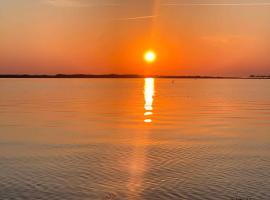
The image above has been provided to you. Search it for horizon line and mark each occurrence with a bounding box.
[0,74,270,79]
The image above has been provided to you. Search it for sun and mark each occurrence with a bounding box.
[144,50,156,63]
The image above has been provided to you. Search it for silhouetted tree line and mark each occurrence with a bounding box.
[250,75,270,78]
[0,74,239,79]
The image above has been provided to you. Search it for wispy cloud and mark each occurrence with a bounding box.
[43,0,156,21]
[114,15,158,21]
[42,1,270,8]
[162,3,270,7]
[43,0,119,8]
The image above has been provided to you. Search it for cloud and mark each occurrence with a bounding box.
[42,1,270,8]
[162,2,270,7]
[43,0,119,8]
[114,15,158,21]
[43,0,156,21]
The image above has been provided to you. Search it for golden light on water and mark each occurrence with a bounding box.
[144,50,156,63]
[127,78,156,197]
[144,78,155,123]
[144,119,152,123]
[144,111,153,116]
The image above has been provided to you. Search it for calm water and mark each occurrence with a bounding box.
[0,78,270,200]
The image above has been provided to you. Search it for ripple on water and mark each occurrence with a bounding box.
[1,79,270,200]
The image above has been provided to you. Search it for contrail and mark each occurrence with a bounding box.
[44,0,119,7]
[114,15,158,21]
[162,3,270,7]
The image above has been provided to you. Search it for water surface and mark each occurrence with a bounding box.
[0,78,270,200]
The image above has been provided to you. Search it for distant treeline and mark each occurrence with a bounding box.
[250,75,270,78]
[1,74,270,79]
[0,74,240,79]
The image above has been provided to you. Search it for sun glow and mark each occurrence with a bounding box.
[144,50,156,63]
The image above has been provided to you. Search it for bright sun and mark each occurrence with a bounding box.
[144,50,156,63]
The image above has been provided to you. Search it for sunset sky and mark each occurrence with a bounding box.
[1,0,270,76]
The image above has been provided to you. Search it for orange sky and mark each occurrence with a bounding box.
[1,0,270,76]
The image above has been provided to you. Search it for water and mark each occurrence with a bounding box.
[0,78,270,200]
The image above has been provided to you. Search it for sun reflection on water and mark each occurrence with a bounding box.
[127,78,156,198]
[144,78,155,123]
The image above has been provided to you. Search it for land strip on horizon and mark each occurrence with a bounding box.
[0,74,269,79]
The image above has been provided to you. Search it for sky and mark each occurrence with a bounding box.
[1,0,270,76]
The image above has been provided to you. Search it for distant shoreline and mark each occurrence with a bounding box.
[0,74,269,79]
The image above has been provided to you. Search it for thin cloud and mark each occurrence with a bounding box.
[43,0,156,21]
[43,0,119,7]
[162,3,270,7]
[114,15,158,21]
